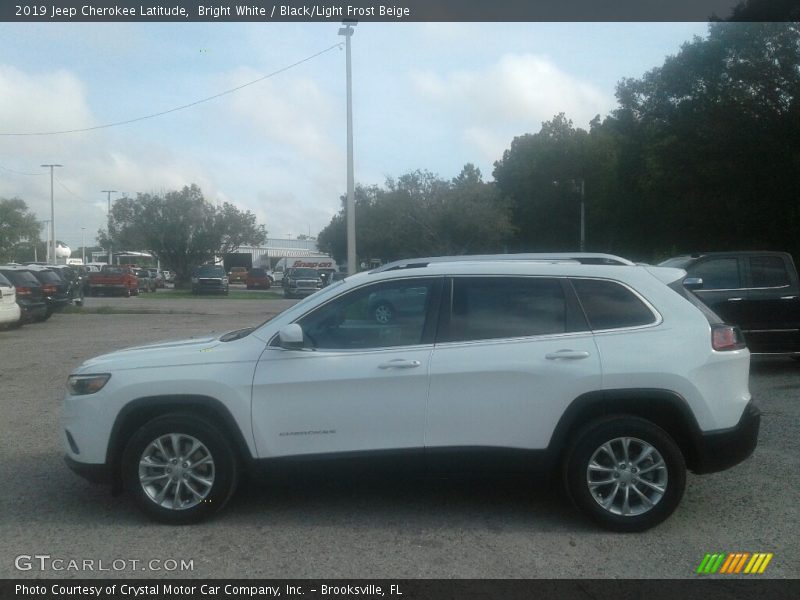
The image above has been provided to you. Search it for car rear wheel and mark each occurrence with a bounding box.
[373,302,394,324]
[121,414,240,524]
[563,416,685,532]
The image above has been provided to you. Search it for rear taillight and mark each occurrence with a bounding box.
[712,324,747,351]
[16,286,32,296]
[42,284,58,294]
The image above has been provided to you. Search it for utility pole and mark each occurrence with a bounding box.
[102,190,117,264]
[81,227,86,264]
[338,20,357,275]
[579,178,586,252]
[41,164,62,264]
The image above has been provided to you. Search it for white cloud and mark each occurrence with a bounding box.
[411,53,614,164]
[224,68,342,174]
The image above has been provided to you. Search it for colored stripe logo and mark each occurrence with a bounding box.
[697,552,773,574]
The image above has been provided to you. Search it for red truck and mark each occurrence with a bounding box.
[88,265,139,297]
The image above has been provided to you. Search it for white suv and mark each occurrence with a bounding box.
[62,254,759,531]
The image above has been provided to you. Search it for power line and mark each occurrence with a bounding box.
[0,163,47,176]
[54,176,85,201]
[0,43,343,137]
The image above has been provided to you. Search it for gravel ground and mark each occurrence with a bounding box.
[0,293,798,579]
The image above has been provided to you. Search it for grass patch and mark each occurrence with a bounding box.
[140,289,284,300]
[62,305,199,315]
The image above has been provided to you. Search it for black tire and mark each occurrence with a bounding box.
[563,416,686,532]
[40,308,54,321]
[372,302,394,324]
[121,413,240,524]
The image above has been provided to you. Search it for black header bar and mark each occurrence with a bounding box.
[0,0,790,23]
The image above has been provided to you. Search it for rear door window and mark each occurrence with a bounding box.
[749,256,790,288]
[443,277,567,342]
[572,278,657,330]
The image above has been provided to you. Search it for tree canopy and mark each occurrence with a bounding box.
[488,22,800,261]
[98,185,266,283]
[317,166,513,264]
[0,198,40,263]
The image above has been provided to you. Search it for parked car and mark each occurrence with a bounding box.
[245,267,272,290]
[88,266,139,297]
[0,266,49,322]
[26,265,72,316]
[147,269,165,289]
[48,265,85,306]
[162,270,176,284]
[63,253,758,530]
[659,251,800,356]
[191,265,229,295]
[134,269,156,293]
[0,271,22,329]
[228,267,249,284]
[283,267,323,299]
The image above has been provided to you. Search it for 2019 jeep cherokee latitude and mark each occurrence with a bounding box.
[62,254,758,531]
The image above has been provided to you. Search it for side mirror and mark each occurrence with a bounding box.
[683,277,704,290]
[278,323,305,350]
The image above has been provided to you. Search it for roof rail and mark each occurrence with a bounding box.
[372,253,635,273]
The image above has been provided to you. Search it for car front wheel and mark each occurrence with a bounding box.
[563,416,686,532]
[121,414,240,524]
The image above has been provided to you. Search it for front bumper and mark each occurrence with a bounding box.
[691,401,760,474]
[64,454,111,484]
[18,299,47,321]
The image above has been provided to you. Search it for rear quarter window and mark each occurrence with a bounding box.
[571,278,657,330]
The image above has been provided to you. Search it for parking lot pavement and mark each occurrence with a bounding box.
[0,300,798,579]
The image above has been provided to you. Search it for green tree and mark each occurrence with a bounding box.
[98,185,266,285]
[0,198,41,262]
[493,114,593,252]
[607,22,800,258]
[317,167,512,265]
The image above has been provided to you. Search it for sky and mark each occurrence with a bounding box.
[0,21,709,251]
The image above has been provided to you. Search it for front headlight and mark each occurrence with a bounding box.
[67,374,111,395]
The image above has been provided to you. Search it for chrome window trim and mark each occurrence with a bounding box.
[695,284,790,293]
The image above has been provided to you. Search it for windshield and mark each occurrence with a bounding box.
[658,257,692,268]
[4,270,40,287]
[291,268,319,278]
[196,266,224,276]
[34,270,61,283]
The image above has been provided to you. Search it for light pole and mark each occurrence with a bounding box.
[579,178,586,252]
[41,164,62,264]
[338,20,357,275]
[81,227,86,264]
[102,190,117,264]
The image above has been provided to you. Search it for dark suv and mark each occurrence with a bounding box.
[191,265,229,295]
[0,266,49,322]
[659,251,800,355]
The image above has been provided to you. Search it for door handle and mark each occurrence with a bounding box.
[726,297,743,302]
[378,359,421,370]
[781,296,798,300]
[545,350,591,360]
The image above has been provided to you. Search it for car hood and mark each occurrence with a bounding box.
[75,332,263,372]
